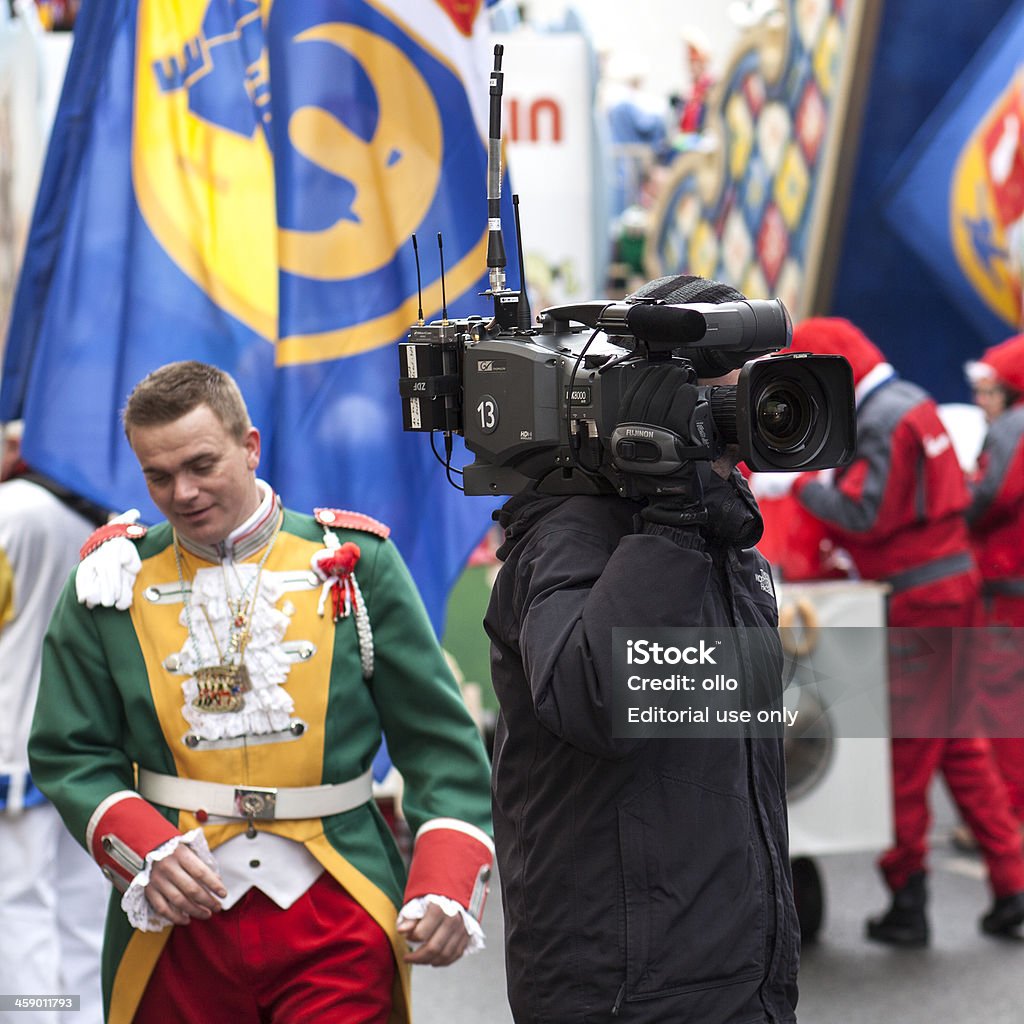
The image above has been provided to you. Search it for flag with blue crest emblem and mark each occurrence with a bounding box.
[1,0,511,631]
[883,1,1024,343]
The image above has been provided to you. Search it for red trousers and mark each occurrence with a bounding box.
[990,738,1024,824]
[134,874,396,1023]
[880,737,1024,897]
[976,644,1024,823]
[881,586,1024,896]
[973,597,1024,823]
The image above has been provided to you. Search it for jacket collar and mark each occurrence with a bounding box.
[855,362,896,408]
[494,489,573,561]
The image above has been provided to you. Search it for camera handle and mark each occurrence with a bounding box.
[610,423,708,480]
[610,394,718,485]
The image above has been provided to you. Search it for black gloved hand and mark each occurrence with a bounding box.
[701,468,764,548]
[614,363,710,527]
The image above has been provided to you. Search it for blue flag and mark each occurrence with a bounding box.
[1,0,512,630]
[883,0,1024,343]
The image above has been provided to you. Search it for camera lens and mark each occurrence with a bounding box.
[755,381,814,450]
[736,353,856,472]
[760,394,796,436]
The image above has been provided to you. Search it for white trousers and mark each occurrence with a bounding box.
[0,803,107,1023]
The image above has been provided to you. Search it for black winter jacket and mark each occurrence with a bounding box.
[485,491,799,1024]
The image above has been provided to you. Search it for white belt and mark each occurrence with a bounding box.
[137,767,374,820]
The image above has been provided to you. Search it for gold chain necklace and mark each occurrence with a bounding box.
[174,518,281,714]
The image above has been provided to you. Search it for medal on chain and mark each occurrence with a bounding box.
[174,524,280,714]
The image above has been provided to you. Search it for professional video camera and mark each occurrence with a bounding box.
[397,47,856,498]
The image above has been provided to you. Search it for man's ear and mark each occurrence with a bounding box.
[245,427,261,471]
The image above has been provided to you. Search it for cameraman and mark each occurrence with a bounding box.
[485,276,799,1024]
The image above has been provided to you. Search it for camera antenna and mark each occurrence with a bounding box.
[487,44,507,297]
[411,234,424,324]
[437,231,448,323]
[432,230,456,469]
[512,193,533,330]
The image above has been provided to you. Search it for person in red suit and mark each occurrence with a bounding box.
[676,28,716,136]
[964,334,1024,827]
[788,317,1024,945]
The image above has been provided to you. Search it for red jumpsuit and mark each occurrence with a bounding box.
[967,397,1024,822]
[790,319,1024,899]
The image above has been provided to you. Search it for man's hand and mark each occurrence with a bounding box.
[710,443,741,481]
[702,455,764,547]
[398,903,471,966]
[615,364,713,526]
[144,844,227,926]
[615,363,704,497]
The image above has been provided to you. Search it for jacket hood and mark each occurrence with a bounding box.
[790,317,885,386]
[974,333,1024,396]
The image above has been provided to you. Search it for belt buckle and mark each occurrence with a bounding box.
[234,786,277,820]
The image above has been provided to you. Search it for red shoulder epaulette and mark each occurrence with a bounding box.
[79,522,148,561]
[314,508,391,540]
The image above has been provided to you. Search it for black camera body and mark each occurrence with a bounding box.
[398,296,856,497]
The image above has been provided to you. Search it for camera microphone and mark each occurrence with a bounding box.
[625,303,708,347]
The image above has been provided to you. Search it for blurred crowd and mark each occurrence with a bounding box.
[599,26,719,295]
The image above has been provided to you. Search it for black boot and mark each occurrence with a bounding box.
[866,872,929,947]
[980,891,1024,938]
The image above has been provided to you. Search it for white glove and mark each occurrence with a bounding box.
[75,509,144,611]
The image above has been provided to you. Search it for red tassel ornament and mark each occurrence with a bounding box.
[312,541,362,623]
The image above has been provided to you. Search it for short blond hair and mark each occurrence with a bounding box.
[122,361,251,442]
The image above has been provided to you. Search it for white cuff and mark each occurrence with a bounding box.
[120,828,218,932]
[398,894,485,954]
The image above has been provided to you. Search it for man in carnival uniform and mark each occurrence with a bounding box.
[789,319,1024,945]
[964,334,1024,827]
[29,362,494,1024]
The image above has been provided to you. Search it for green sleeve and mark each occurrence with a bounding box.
[360,538,493,839]
[29,574,136,845]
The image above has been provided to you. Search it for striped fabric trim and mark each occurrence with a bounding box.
[85,790,146,854]
[414,817,495,855]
